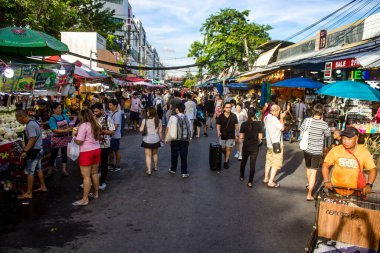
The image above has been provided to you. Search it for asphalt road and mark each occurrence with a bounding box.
[0,129,317,253]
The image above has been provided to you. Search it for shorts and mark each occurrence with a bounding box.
[303,151,322,169]
[219,138,235,148]
[79,149,101,166]
[111,138,120,151]
[265,148,283,170]
[24,149,43,175]
[195,119,206,127]
[130,111,139,123]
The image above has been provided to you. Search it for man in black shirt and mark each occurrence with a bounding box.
[216,102,239,169]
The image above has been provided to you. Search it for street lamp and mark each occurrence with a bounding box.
[90,50,97,69]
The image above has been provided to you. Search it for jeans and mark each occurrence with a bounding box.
[240,149,259,183]
[170,141,189,174]
[100,148,110,184]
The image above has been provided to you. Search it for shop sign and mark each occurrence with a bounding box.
[332,58,361,69]
[350,70,370,80]
[324,62,332,79]
[319,30,327,50]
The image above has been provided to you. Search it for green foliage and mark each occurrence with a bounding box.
[106,35,122,52]
[0,0,118,38]
[183,71,196,88]
[188,8,272,76]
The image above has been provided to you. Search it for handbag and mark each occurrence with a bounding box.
[299,118,312,150]
[345,148,366,189]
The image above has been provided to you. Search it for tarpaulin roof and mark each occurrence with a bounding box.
[125,77,149,82]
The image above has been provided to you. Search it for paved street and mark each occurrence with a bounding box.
[0,130,316,252]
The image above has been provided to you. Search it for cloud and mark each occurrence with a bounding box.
[127,0,376,76]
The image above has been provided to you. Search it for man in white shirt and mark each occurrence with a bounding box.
[263,104,286,188]
[184,93,197,138]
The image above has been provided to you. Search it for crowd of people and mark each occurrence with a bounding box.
[15,88,377,204]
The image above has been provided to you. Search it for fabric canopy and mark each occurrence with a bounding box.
[316,80,380,101]
[225,83,249,89]
[125,77,148,82]
[271,77,323,89]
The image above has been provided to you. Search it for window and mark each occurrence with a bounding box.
[104,0,123,5]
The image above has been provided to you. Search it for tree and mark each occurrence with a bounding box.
[188,8,272,77]
[0,0,119,38]
[184,79,196,88]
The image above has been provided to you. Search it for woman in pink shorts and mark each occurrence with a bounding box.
[73,109,101,206]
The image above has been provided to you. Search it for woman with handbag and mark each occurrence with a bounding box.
[139,107,163,176]
[299,103,330,201]
[47,102,72,177]
[72,109,102,206]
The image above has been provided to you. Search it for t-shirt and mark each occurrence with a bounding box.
[324,145,376,191]
[48,114,71,130]
[205,99,215,113]
[196,104,206,121]
[299,118,331,155]
[96,115,115,149]
[240,121,263,151]
[216,113,238,140]
[111,111,122,139]
[264,113,283,148]
[76,122,100,152]
[184,100,197,120]
[130,98,141,113]
[26,120,42,149]
[294,102,307,120]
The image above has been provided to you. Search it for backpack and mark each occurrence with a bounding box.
[175,115,190,141]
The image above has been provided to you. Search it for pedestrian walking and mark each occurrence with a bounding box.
[234,104,248,160]
[108,99,122,172]
[91,103,115,191]
[205,95,215,129]
[299,103,330,200]
[72,109,101,206]
[130,92,143,131]
[184,93,197,138]
[140,107,163,175]
[165,103,191,178]
[216,102,239,169]
[195,98,208,137]
[16,111,47,199]
[239,108,263,188]
[47,102,72,177]
[263,104,286,188]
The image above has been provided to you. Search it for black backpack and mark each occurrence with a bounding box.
[175,115,190,141]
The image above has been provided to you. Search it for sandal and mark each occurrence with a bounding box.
[88,193,99,199]
[247,182,253,188]
[146,171,151,176]
[240,177,244,182]
[153,167,158,172]
[267,183,280,188]
[18,194,32,200]
[306,197,314,201]
[33,188,48,193]
[262,180,269,184]
[72,200,88,206]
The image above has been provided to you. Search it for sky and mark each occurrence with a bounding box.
[128,0,378,76]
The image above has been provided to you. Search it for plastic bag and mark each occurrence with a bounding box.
[68,139,80,161]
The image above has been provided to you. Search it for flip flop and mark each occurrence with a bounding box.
[88,193,99,199]
[262,180,269,184]
[306,197,314,201]
[267,183,280,188]
[18,194,32,200]
[72,200,88,206]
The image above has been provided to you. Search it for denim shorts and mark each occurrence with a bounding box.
[219,138,235,148]
[24,149,43,175]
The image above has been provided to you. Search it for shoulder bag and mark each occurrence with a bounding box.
[265,116,281,153]
[299,118,312,151]
[345,148,366,189]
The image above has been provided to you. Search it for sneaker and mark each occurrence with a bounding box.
[181,174,190,179]
[110,166,121,172]
[238,155,242,160]
[99,183,107,191]
[234,153,239,158]
[168,169,176,174]
[224,162,229,169]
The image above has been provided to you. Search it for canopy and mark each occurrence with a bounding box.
[74,61,108,79]
[0,27,69,56]
[125,77,149,82]
[316,80,380,101]
[225,83,249,89]
[271,77,323,89]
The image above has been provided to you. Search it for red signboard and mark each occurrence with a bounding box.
[324,62,332,79]
[332,58,361,69]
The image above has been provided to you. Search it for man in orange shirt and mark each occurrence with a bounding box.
[322,127,377,195]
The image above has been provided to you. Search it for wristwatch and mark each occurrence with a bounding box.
[366,182,373,188]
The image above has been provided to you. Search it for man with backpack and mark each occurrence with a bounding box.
[153,92,165,121]
[184,93,197,138]
[165,103,191,178]
[91,103,115,191]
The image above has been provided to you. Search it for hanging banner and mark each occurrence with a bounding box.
[34,69,57,90]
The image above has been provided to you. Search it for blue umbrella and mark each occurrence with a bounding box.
[271,77,323,89]
[316,80,380,101]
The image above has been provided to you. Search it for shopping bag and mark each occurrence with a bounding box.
[68,139,80,161]
[165,116,177,142]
